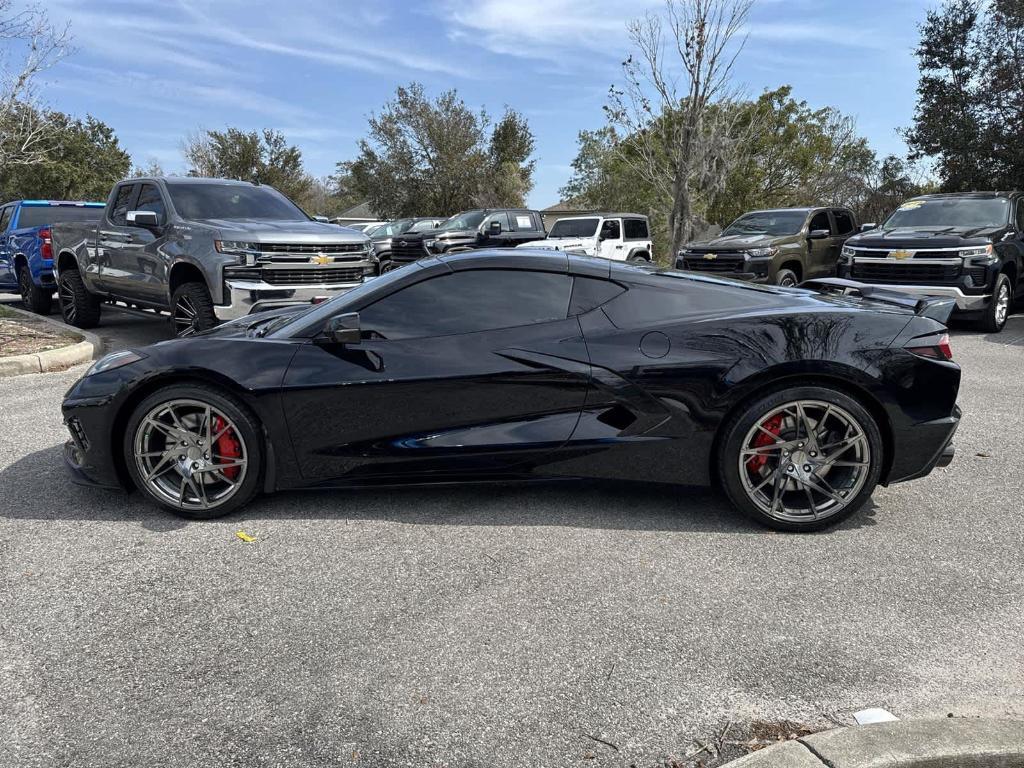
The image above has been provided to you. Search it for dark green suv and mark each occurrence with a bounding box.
[676,206,858,286]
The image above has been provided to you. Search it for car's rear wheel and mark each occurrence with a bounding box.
[18,264,53,315]
[775,268,799,287]
[124,384,263,519]
[57,268,101,328]
[718,387,883,532]
[980,272,1012,333]
[171,282,218,337]
[627,253,649,264]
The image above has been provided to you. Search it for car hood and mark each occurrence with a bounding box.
[684,234,779,250]
[849,225,1005,249]
[202,218,371,244]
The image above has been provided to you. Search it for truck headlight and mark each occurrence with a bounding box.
[960,244,995,261]
[215,240,259,255]
[841,246,856,258]
[745,247,778,259]
[423,239,436,250]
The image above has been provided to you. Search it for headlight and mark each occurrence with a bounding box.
[214,240,259,255]
[746,247,778,259]
[85,350,146,376]
[841,246,856,258]
[423,239,436,250]
[960,244,994,260]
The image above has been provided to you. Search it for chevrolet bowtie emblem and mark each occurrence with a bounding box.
[310,254,331,265]
[890,249,913,260]
[704,253,717,260]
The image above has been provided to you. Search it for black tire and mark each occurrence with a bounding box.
[123,383,264,519]
[979,272,1012,333]
[18,264,53,315]
[775,268,799,287]
[717,386,884,532]
[627,253,649,264]
[171,281,218,337]
[378,258,393,275]
[57,268,101,329]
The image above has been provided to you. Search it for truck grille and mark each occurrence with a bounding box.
[851,262,961,283]
[226,267,364,285]
[258,242,366,254]
[391,239,428,264]
[680,252,745,273]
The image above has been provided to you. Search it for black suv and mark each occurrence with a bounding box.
[389,208,546,268]
[838,192,1024,332]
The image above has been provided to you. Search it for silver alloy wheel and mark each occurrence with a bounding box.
[779,275,797,287]
[58,275,76,323]
[995,281,1010,327]
[172,295,200,337]
[133,398,248,511]
[738,399,871,523]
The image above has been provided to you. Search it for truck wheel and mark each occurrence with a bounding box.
[980,273,1012,333]
[171,282,218,337]
[627,253,649,264]
[775,269,799,287]
[57,269,101,329]
[18,264,53,315]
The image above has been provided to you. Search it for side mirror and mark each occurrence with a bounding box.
[324,312,361,344]
[859,223,877,232]
[127,210,161,229]
[488,220,503,236]
[808,229,830,240]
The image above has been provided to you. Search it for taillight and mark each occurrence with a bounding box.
[40,227,52,260]
[906,332,953,361]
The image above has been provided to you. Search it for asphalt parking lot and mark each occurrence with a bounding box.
[1,297,1023,768]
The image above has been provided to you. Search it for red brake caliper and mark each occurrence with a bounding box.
[746,414,783,473]
[213,416,242,480]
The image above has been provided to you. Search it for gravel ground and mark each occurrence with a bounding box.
[1,297,1023,768]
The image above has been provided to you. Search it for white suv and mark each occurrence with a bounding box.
[517,213,653,262]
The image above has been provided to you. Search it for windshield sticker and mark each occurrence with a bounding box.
[516,215,532,228]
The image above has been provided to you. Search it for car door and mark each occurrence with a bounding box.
[479,211,512,248]
[509,211,542,246]
[280,266,591,482]
[0,205,14,287]
[114,182,169,304]
[828,209,856,276]
[597,218,624,260]
[805,210,835,278]
[95,182,137,293]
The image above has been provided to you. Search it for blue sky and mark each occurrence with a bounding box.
[34,0,932,209]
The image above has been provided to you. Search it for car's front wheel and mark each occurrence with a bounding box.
[774,268,799,287]
[124,384,264,519]
[718,387,883,532]
[980,272,1012,333]
[171,282,218,337]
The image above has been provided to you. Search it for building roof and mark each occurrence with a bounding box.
[338,201,381,219]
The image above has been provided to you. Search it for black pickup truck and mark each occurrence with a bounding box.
[389,208,546,268]
[838,192,1023,332]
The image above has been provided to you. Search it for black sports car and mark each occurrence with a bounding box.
[61,250,961,531]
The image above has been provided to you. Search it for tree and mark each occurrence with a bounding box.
[349,83,535,217]
[853,155,936,226]
[0,1,71,171]
[0,111,130,201]
[605,0,754,255]
[182,127,311,201]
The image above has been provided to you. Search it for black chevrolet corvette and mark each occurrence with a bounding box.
[62,250,961,531]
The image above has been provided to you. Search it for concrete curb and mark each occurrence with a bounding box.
[0,305,103,377]
[723,719,1024,768]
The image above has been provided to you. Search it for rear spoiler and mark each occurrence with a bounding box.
[799,278,957,324]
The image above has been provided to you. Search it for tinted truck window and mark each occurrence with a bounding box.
[168,183,308,221]
[109,184,135,226]
[361,270,572,339]
[624,219,649,239]
[16,206,104,228]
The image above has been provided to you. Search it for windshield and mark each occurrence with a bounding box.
[723,211,806,237]
[168,183,308,221]
[408,219,439,233]
[369,219,412,238]
[549,218,599,238]
[882,197,1011,230]
[436,210,485,232]
[16,205,104,228]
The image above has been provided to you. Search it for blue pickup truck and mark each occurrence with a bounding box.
[0,200,105,314]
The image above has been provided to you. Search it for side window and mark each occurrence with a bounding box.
[808,211,831,234]
[601,219,622,240]
[624,219,649,240]
[0,206,13,233]
[511,212,537,232]
[832,210,854,235]
[484,211,511,232]
[1016,201,1024,233]
[569,276,626,315]
[135,184,166,222]
[359,269,573,340]
[109,184,136,226]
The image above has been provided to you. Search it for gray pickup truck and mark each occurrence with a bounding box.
[50,176,374,336]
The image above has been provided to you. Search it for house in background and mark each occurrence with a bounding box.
[330,201,383,226]
[541,201,599,232]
